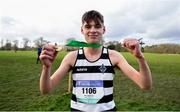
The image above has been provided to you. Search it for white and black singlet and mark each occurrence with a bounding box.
[71,47,117,111]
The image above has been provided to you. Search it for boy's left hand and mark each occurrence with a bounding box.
[122,38,144,59]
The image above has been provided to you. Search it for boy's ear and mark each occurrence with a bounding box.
[81,26,84,34]
[103,26,106,34]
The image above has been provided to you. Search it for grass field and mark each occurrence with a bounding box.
[0,51,180,111]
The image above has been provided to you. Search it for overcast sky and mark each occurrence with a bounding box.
[0,0,180,46]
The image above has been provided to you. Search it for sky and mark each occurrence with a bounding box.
[0,0,180,47]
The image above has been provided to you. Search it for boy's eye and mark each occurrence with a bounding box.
[85,25,91,29]
[95,24,102,28]
[84,24,102,29]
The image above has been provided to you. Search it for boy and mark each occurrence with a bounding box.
[39,10,152,111]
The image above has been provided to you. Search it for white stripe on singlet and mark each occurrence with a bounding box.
[75,59,111,66]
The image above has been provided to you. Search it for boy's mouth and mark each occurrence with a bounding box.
[88,35,98,38]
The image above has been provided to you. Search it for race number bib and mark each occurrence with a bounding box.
[75,80,104,104]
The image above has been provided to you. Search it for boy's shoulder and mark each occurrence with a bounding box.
[64,50,78,61]
[107,49,121,56]
[107,49,124,65]
[62,50,78,67]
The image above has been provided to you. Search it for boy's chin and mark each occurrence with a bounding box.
[88,40,100,44]
[88,42,99,44]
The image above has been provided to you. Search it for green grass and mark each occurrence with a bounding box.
[0,51,180,111]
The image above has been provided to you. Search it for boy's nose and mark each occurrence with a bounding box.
[90,27,97,32]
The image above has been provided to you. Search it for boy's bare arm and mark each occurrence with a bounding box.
[120,38,152,90]
[110,49,152,90]
[40,50,77,94]
[50,51,77,89]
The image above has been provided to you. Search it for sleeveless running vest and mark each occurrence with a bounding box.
[71,47,116,111]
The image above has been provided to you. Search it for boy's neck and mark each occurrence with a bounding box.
[84,47,102,55]
[83,47,102,61]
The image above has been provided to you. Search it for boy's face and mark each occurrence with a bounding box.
[81,20,105,43]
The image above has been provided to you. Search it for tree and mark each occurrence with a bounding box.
[0,39,4,50]
[22,38,30,50]
[65,37,77,51]
[34,37,50,48]
[4,39,11,50]
[107,44,115,50]
[66,37,76,43]
[12,40,19,52]
[144,44,180,54]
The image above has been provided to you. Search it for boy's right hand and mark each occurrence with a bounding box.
[40,44,58,68]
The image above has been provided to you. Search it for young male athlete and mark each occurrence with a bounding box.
[39,10,152,111]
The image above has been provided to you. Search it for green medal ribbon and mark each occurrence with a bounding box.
[65,40,101,48]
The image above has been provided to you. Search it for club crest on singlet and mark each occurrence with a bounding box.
[99,64,107,73]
